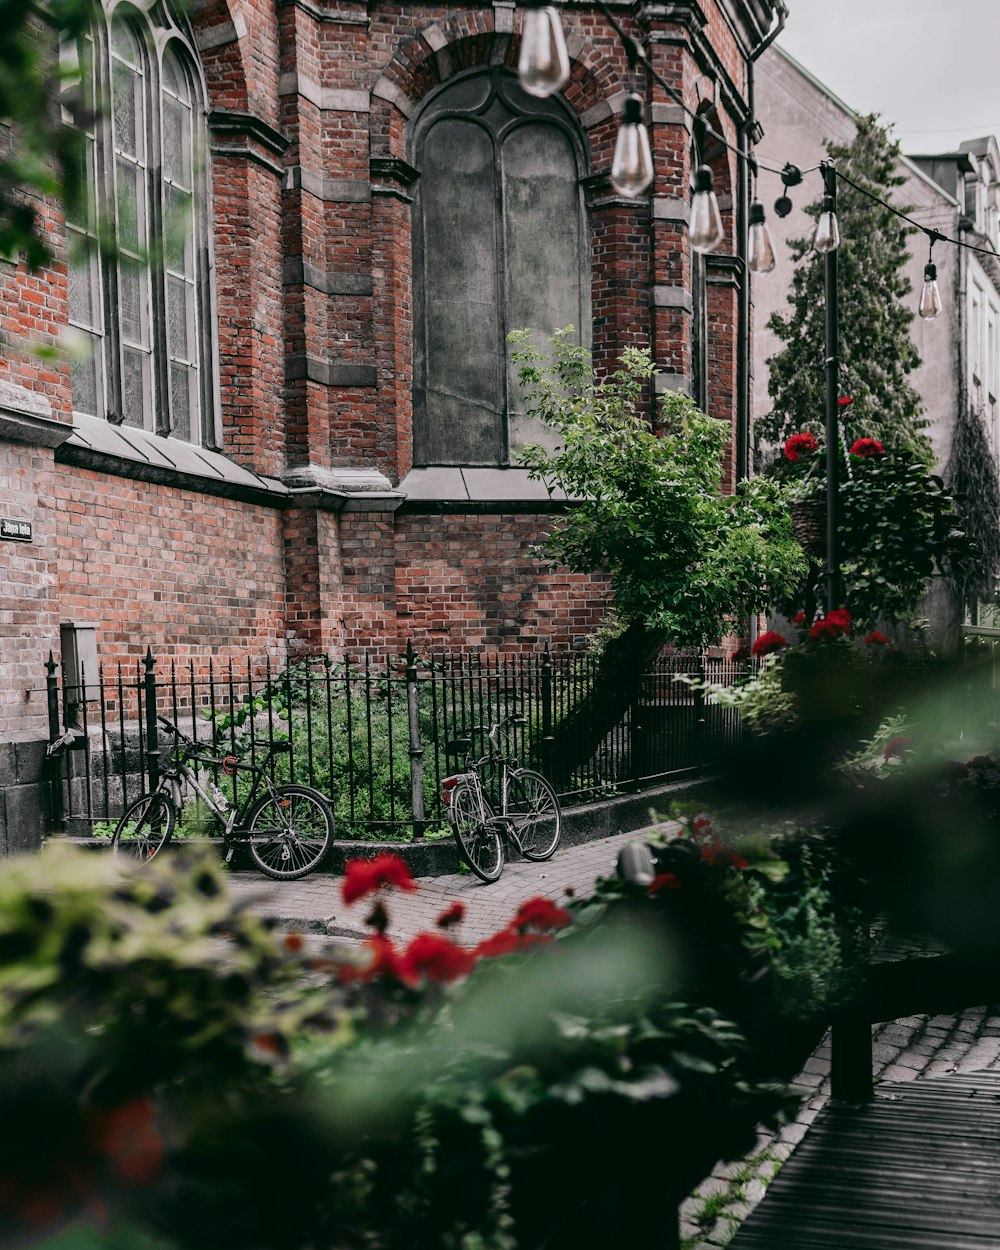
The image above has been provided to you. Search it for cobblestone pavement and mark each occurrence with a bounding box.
[226,824,675,945]
[227,834,1000,1250]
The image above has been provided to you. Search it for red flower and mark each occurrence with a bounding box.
[399,932,476,984]
[475,927,523,959]
[751,630,789,658]
[784,432,818,461]
[731,646,749,662]
[699,838,749,870]
[88,1098,165,1187]
[838,396,855,408]
[792,610,807,626]
[282,932,305,954]
[511,896,573,933]
[809,609,852,641]
[849,437,883,458]
[341,854,417,905]
[648,873,680,895]
[865,630,891,645]
[435,901,466,929]
[883,736,911,762]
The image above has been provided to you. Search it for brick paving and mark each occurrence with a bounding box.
[226,832,1000,1250]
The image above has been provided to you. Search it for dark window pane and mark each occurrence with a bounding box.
[416,117,502,464]
[503,122,587,454]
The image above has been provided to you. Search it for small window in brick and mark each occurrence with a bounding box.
[65,3,215,444]
[411,70,590,466]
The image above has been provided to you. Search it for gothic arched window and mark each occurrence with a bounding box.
[65,3,215,444]
[411,69,590,466]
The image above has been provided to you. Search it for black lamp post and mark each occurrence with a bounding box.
[818,161,842,613]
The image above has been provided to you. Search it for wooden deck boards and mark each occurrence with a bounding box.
[728,1072,1000,1249]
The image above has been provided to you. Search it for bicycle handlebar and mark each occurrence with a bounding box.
[156,715,290,768]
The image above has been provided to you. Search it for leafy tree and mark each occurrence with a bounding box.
[946,402,1000,614]
[0,0,95,268]
[513,329,807,783]
[757,114,932,463]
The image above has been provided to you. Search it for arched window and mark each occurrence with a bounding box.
[411,69,590,466]
[65,3,215,444]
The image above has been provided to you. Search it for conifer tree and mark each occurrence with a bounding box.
[757,114,932,464]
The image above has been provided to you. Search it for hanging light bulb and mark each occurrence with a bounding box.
[812,194,840,253]
[747,200,775,274]
[919,261,942,320]
[517,2,570,99]
[689,164,724,254]
[610,94,653,198]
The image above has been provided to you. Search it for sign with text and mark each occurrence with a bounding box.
[1,518,32,543]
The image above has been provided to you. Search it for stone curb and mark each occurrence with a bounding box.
[56,774,711,876]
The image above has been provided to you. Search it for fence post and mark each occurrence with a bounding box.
[143,647,160,795]
[405,641,426,839]
[540,643,555,778]
[629,692,643,791]
[694,656,706,765]
[45,651,65,832]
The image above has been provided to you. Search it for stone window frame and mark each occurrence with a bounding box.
[408,66,592,468]
[64,0,218,446]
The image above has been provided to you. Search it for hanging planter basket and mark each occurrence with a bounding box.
[789,498,827,558]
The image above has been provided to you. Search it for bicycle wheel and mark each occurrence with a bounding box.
[450,780,504,883]
[111,792,175,863]
[245,784,333,879]
[506,769,562,861]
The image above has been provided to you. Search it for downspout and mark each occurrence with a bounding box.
[738,1,787,482]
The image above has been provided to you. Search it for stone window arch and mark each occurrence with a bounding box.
[65,2,216,444]
[410,68,590,466]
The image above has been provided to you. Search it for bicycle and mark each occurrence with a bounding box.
[111,716,334,879]
[442,713,562,882]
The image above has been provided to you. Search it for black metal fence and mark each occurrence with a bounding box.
[43,643,749,840]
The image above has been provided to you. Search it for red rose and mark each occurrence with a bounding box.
[435,901,466,929]
[751,630,789,658]
[399,932,476,984]
[849,437,883,458]
[808,610,851,641]
[865,630,890,645]
[838,396,854,408]
[475,927,523,959]
[511,896,573,932]
[342,853,417,905]
[784,432,818,461]
[792,610,807,626]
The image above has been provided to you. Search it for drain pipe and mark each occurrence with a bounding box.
[738,1,787,482]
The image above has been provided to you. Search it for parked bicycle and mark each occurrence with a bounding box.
[442,713,562,882]
[111,716,334,879]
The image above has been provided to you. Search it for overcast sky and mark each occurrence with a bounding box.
[776,1,1000,155]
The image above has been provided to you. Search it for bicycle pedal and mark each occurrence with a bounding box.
[225,847,235,863]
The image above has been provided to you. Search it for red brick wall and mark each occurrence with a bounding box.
[334,511,610,656]
[1,0,773,755]
[49,465,288,669]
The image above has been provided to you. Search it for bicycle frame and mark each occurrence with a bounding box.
[445,722,526,843]
[159,729,285,850]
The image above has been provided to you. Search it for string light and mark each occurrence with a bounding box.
[747,201,776,273]
[690,165,725,254]
[517,0,570,99]
[610,94,653,197]
[919,231,944,320]
[812,193,840,254]
[517,1,1000,317]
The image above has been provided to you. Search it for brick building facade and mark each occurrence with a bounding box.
[1,0,780,844]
